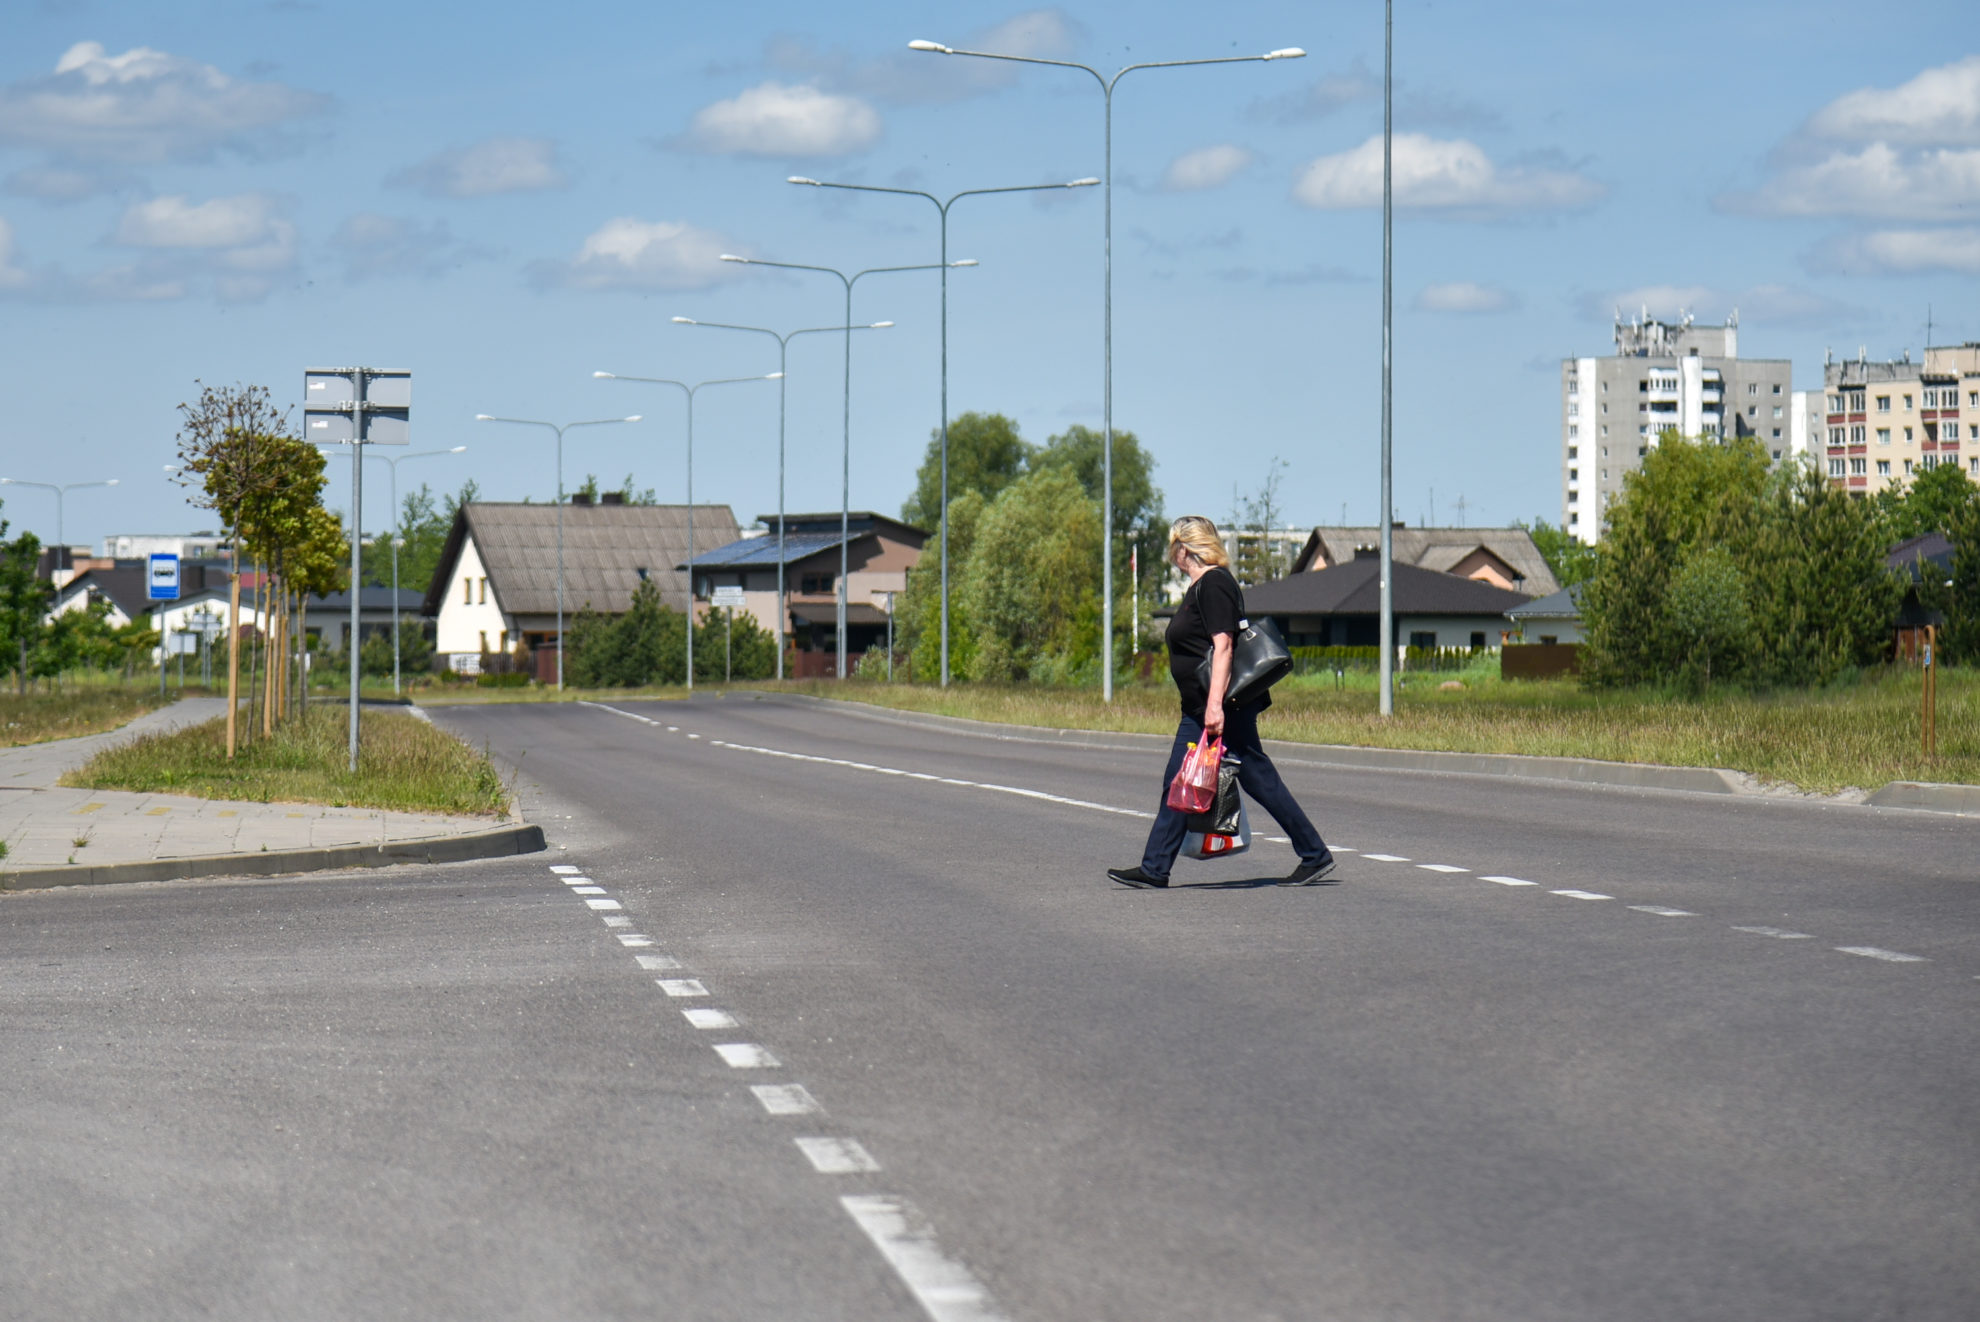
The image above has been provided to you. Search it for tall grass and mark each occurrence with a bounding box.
[749,664,1976,794]
[0,684,169,747]
[62,706,508,815]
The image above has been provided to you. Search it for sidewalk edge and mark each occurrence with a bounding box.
[1863,781,1980,816]
[0,822,547,892]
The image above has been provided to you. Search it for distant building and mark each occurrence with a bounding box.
[1291,525,1560,599]
[99,531,232,561]
[1563,312,1793,544]
[1505,585,1586,646]
[1819,343,1980,497]
[1241,557,1534,650]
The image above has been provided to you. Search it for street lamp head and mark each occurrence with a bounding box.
[590,372,615,380]
[764,373,784,381]
[1264,47,1306,60]
[623,415,643,422]
[1067,177,1101,187]
[474,413,496,420]
[871,321,895,328]
[670,316,697,324]
[719,253,747,263]
[950,259,980,268]
[908,39,951,53]
[105,478,119,487]
[788,176,820,186]
[448,445,467,453]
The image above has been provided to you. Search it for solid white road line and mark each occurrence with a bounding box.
[549,865,580,874]
[1361,853,1411,863]
[584,897,623,911]
[1551,889,1613,901]
[617,934,654,947]
[713,1042,780,1068]
[1835,946,1927,963]
[657,979,709,997]
[841,1194,1009,1322]
[751,1083,822,1115]
[796,1137,880,1174]
[1481,875,1538,886]
[1732,925,1816,939]
[682,1008,739,1030]
[1628,905,1696,917]
[635,953,682,971]
[1417,864,1468,873]
[572,885,606,895]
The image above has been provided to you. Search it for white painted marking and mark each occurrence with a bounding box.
[1732,925,1815,940]
[616,934,654,947]
[1332,847,1357,853]
[687,733,701,741]
[713,1042,779,1068]
[635,953,681,971]
[1836,946,1927,963]
[752,1083,821,1115]
[562,875,592,884]
[584,897,623,911]
[666,726,679,732]
[1417,864,1469,874]
[1362,854,1411,863]
[1263,835,1291,844]
[549,865,580,874]
[572,885,606,895]
[682,1008,738,1030]
[796,1136,880,1174]
[603,915,632,928]
[1481,875,1537,886]
[1628,905,1696,917]
[658,979,708,997]
[1550,889,1612,900]
[841,1194,1008,1322]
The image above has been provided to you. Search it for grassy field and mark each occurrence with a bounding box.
[62,706,510,815]
[412,683,691,706]
[0,684,169,747]
[740,661,1977,795]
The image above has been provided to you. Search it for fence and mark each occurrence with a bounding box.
[1289,645,1485,676]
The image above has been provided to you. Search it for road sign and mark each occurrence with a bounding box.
[304,367,411,446]
[147,553,180,601]
[711,586,747,610]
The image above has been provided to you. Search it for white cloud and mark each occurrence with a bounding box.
[0,40,327,164]
[389,137,569,198]
[767,9,1079,106]
[534,217,742,292]
[1161,145,1254,192]
[1819,227,1980,276]
[1293,134,1603,212]
[5,165,130,201]
[114,193,283,248]
[109,192,295,302]
[1413,281,1517,313]
[1251,61,1381,124]
[1726,141,1980,220]
[677,82,880,157]
[1807,55,1980,146]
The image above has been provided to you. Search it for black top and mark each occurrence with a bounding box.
[1165,565,1266,720]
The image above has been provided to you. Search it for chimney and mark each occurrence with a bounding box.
[571,492,593,507]
[600,491,626,506]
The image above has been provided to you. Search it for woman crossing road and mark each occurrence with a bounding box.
[1108,516,1338,890]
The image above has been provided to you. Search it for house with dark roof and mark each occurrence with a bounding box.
[1290,525,1561,598]
[421,496,740,669]
[684,512,928,672]
[1240,554,1534,650]
[1887,532,1956,660]
[1505,584,1587,645]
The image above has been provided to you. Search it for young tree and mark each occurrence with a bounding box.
[0,527,50,696]
[1745,465,1902,686]
[963,467,1103,682]
[1518,517,1601,589]
[1665,545,1750,690]
[900,412,1031,529]
[1876,461,1979,544]
[1227,456,1291,588]
[897,489,986,682]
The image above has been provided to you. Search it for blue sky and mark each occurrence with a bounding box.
[1,0,1976,553]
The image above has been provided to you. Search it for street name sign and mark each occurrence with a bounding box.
[711,586,747,610]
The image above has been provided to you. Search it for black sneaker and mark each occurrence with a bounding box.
[1282,856,1341,886]
[1108,867,1169,889]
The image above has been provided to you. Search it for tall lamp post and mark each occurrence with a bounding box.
[719,253,955,678]
[787,175,1095,687]
[1378,0,1396,717]
[473,415,639,689]
[669,316,893,681]
[0,476,121,572]
[592,372,779,692]
[909,36,1304,701]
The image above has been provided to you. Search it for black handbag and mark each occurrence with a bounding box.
[1185,756,1243,834]
[1196,615,1293,708]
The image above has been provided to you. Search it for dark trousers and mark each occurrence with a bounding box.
[1139,703,1330,880]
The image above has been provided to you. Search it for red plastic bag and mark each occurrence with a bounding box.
[1165,737,1223,815]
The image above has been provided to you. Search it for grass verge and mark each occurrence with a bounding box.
[1,686,170,747]
[736,663,1977,795]
[62,706,509,815]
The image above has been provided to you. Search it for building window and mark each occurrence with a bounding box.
[1568,446,1578,459]
[1748,383,1759,396]
[1600,403,1609,414]
[478,577,488,604]
[1600,425,1608,436]
[1470,632,1487,649]
[462,578,472,605]
[1904,459,1914,475]
[1569,425,1578,438]
[1638,447,1648,457]
[1569,511,1579,525]
[1828,394,1843,411]
[1772,406,1783,419]
[1772,450,1782,461]
[1851,426,1866,443]
[1568,468,1578,481]
[1772,383,1783,395]
[499,630,508,651]
[1829,458,1846,477]
[1877,460,1891,475]
[1850,458,1867,475]
[1877,396,1891,412]
[1409,631,1436,650]
[1772,428,1781,438]
[1971,457,1979,474]
[1748,405,1757,416]
[1829,427,1844,444]
[1877,428,1891,444]
[1905,427,1914,441]
[1849,391,1865,411]
[1971,425,1979,440]
[1601,381,1608,393]
[1903,394,1913,409]
[800,573,833,594]
[1568,491,1578,504]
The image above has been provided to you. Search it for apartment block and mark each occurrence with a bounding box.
[1820,344,1980,497]
[1561,313,1792,544]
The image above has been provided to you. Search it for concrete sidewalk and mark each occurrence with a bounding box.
[0,698,541,891]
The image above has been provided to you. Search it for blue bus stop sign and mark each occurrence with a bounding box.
[148,553,180,602]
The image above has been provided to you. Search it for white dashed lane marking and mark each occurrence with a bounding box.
[1551,889,1613,901]
[572,886,606,895]
[1361,853,1411,863]
[752,1083,823,1115]
[1482,875,1538,886]
[550,864,580,874]
[796,1136,882,1174]
[1836,946,1928,963]
[841,1194,1010,1322]
[585,897,623,911]
[658,979,708,997]
[713,1042,780,1069]
[1417,864,1468,874]
[1733,926,1816,939]
[682,1008,739,1030]
[635,953,682,971]
[617,933,654,947]
[1629,905,1696,917]
[603,915,632,928]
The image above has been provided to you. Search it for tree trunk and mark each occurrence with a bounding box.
[226,565,241,758]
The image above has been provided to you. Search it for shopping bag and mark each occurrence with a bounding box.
[1183,797,1251,860]
[1185,756,1243,835]
[1165,737,1222,815]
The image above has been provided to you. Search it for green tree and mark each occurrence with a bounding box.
[1665,545,1750,690]
[901,412,1030,529]
[963,467,1103,682]
[1874,461,1979,544]
[897,489,986,682]
[1745,465,1902,686]
[694,608,776,681]
[1939,496,1980,665]
[567,578,687,687]
[0,527,50,696]
[1519,517,1601,589]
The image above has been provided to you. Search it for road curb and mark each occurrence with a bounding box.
[1863,781,1980,816]
[0,822,547,893]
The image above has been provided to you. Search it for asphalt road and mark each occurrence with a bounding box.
[4,691,1976,1321]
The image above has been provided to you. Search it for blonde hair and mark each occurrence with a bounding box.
[1168,516,1230,569]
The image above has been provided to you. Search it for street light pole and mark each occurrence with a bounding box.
[473,415,639,690]
[1379,0,1396,718]
[669,317,893,681]
[592,372,780,692]
[0,476,121,571]
[909,37,1303,702]
[720,253,951,679]
[788,176,1094,687]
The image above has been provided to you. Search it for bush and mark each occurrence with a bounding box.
[475,671,530,688]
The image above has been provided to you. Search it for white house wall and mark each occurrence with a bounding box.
[435,533,513,655]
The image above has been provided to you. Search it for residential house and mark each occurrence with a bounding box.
[1240,555,1534,650]
[684,512,928,675]
[422,496,739,673]
[1505,585,1587,645]
[1290,525,1560,598]
[1887,532,1955,660]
